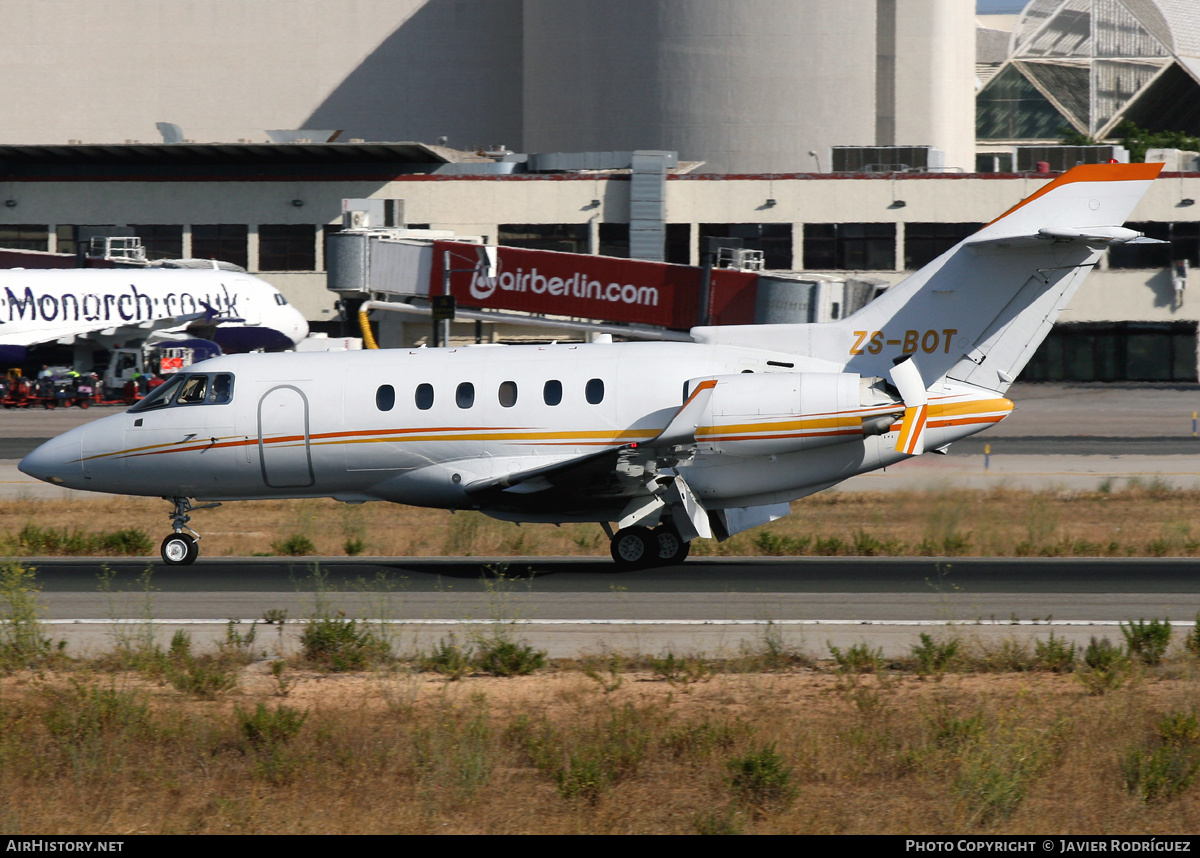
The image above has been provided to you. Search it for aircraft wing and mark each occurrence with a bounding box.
[0,308,222,350]
[463,444,648,515]
[463,380,718,516]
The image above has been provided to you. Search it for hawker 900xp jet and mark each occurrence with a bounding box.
[20,163,1163,568]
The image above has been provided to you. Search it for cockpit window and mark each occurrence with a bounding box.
[129,373,186,412]
[178,375,208,404]
[128,372,235,412]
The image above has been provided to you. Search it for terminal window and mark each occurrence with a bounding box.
[699,224,792,270]
[130,225,183,261]
[193,224,248,270]
[0,225,49,252]
[1022,322,1197,383]
[804,223,896,271]
[598,223,629,258]
[1108,223,1200,269]
[499,224,587,254]
[258,224,316,271]
[904,223,983,270]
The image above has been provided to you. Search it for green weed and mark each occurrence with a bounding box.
[0,560,56,670]
[649,651,713,686]
[911,632,960,677]
[829,641,883,675]
[1034,633,1077,672]
[1078,637,1131,695]
[300,610,389,670]
[413,697,493,803]
[727,743,797,813]
[1121,618,1173,666]
[272,534,317,556]
[421,635,474,680]
[1121,712,1200,803]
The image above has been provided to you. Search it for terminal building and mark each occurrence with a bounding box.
[0,0,1196,382]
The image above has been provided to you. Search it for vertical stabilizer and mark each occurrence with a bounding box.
[692,163,1163,392]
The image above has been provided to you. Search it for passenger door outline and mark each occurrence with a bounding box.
[257,385,314,488]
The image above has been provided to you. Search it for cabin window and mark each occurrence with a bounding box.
[586,378,604,404]
[498,381,517,408]
[543,380,562,406]
[376,384,395,411]
[456,382,475,409]
[415,383,434,410]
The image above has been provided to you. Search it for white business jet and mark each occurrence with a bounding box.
[0,268,309,362]
[20,163,1163,568]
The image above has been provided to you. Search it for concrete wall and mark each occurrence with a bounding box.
[0,0,975,174]
[523,0,880,174]
[0,0,523,147]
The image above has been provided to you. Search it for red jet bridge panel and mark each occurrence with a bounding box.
[432,241,756,329]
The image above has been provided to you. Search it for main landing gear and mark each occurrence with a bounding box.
[607,523,691,570]
[160,496,221,566]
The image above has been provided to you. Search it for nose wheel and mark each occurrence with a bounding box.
[161,533,199,566]
[161,496,220,566]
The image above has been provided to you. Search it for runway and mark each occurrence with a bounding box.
[26,556,1200,659]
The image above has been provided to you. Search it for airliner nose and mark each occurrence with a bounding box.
[292,307,310,343]
[19,429,84,486]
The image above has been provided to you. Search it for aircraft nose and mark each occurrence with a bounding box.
[292,308,310,342]
[19,429,84,486]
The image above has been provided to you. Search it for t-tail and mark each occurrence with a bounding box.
[693,162,1164,394]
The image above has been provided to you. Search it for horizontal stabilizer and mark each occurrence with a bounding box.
[967,225,1162,249]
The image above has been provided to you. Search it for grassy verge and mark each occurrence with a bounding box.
[7,480,1200,558]
[4,647,1200,833]
[4,562,1200,834]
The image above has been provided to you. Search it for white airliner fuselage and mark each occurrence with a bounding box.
[0,268,309,360]
[18,163,1165,568]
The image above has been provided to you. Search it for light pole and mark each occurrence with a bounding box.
[436,245,497,347]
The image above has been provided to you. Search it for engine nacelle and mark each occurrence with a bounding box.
[692,372,900,456]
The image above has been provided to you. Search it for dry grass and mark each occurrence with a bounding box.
[3,657,1200,834]
[4,479,1200,558]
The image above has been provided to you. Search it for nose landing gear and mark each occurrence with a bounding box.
[161,496,221,566]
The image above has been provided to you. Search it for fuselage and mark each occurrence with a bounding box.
[0,268,309,355]
[19,342,1011,520]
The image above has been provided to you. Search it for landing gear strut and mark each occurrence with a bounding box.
[160,496,221,566]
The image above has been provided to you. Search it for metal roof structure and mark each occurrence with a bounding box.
[978,0,1200,140]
